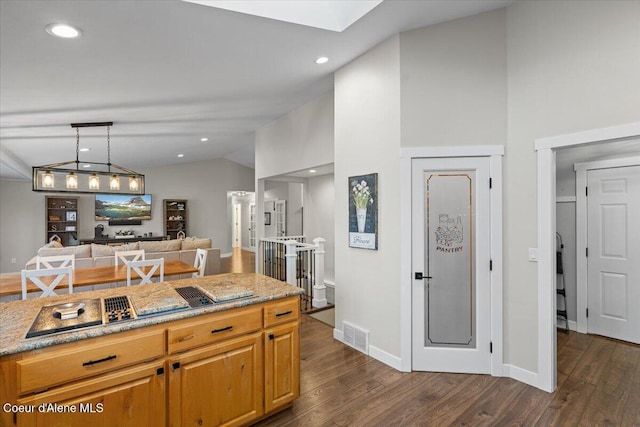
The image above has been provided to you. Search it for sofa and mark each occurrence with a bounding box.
[25,238,221,291]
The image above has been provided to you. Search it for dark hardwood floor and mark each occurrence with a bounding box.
[227,249,639,425]
[255,317,640,426]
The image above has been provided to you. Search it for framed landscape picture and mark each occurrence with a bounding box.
[349,173,378,250]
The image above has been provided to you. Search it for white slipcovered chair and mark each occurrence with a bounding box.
[21,266,73,299]
[115,249,145,266]
[193,248,208,278]
[126,258,164,286]
[36,254,75,270]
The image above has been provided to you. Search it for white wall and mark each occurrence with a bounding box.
[305,173,335,282]
[335,35,402,356]
[0,158,254,273]
[331,1,639,377]
[255,92,334,180]
[287,183,303,237]
[400,8,507,148]
[506,0,640,371]
[0,180,45,273]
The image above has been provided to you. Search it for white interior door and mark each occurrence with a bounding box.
[275,200,287,237]
[232,204,241,248]
[587,165,640,344]
[411,157,491,373]
[249,203,256,251]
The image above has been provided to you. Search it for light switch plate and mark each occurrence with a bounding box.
[528,248,538,262]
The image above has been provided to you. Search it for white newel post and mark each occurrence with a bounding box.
[285,240,297,286]
[312,237,327,308]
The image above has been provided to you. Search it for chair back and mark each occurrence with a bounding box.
[36,254,75,270]
[193,248,208,278]
[21,267,73,300]
[126,258,164,286]
[115,250,145,266]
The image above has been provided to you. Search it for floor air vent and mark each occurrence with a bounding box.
[342,321,369,355]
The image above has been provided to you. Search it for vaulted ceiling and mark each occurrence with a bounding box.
[0,0,512,180]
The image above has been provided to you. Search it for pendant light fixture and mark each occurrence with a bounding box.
[32,122,145,194]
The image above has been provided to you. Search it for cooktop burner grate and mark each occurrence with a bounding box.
[175,286,214,308]
[104,296,130,312]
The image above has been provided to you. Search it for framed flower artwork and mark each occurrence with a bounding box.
[349,173,378,249]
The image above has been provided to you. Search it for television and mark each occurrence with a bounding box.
[95,194,152,221]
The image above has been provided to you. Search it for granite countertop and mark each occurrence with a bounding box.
[0,273,303,357]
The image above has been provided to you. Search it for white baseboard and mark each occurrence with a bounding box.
[368,345,403,371]
[504,364,539,389]
[221,252,232,258]
[333,328,403,371]
[568,320,577,331]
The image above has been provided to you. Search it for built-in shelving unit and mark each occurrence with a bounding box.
[45,196,79,246]
[163,199,187,240]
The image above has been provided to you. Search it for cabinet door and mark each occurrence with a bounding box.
[169,332,263,427]
[264,321,300,413]
[17,362,165,427]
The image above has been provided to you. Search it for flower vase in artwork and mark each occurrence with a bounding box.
[356,207,367,233]
[352,179,373,234]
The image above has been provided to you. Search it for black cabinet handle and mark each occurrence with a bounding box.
[157,367,164,375]
[172,362,181,370]
[269,334,275,340]
[212,325,233,334]
[275,310,292,317]
[82,354,116,366]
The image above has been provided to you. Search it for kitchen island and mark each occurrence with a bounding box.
[0,273,303,427]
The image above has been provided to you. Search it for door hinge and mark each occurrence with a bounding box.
[490,260,493,271]
[490,342,493,353]
[586,247,588,257]
[489,178,492,189]
[586,186,588,196]
[586,308,589,318]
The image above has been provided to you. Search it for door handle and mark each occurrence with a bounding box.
[414,272,432,280]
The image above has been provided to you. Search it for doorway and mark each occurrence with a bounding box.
[411,157,491,373]
[399,146,504,375]
[535,122,640,392]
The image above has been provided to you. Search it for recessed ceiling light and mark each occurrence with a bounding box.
[178,154,184,158]
[309,169,317,173]
[315,57,328,65]
[200,137,208,142]
[83,164,91,168]
[45,23,81,39]
[79,148,90,152]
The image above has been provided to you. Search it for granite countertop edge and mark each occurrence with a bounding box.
[0,273,304,357]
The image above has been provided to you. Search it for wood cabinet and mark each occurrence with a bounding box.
[45,196,79,246]
[163,199,187,240]
[264,321,300,413]
[168,333,264,427]
[1,296,301,427]
[16,362,166,427]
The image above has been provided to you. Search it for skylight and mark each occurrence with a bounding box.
[182,0,383,32]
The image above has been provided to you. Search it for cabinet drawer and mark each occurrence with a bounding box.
[168,306,262,354]
[263,297,299,327]
[17,329,164,395]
